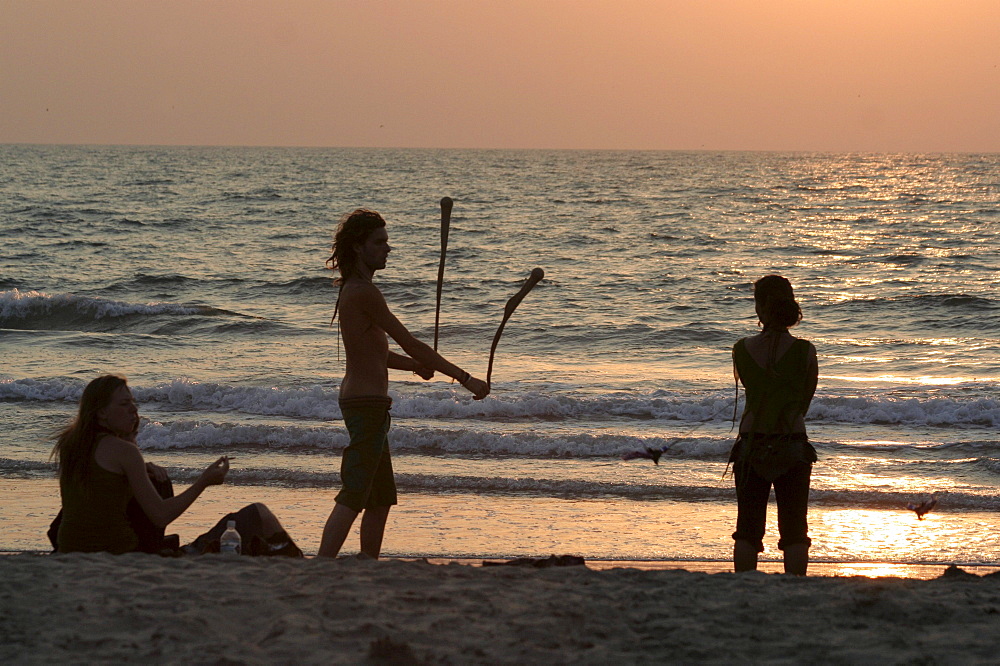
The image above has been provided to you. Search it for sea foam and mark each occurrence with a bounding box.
[3,376,999,427]
[0,289,206,325]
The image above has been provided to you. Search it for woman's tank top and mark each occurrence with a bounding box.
[57,462,139,554]
[733,337,812,434]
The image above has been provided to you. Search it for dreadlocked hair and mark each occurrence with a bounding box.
[326,208,387,286]
[326,209,388,355]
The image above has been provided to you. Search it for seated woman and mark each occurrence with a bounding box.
[730,275,818,575]
[51,374,298,556]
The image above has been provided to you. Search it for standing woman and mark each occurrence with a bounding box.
[730,275,818,575]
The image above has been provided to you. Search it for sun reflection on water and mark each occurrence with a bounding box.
[821,374,983,385]
[817,508,949,564]
[828,563,920,578]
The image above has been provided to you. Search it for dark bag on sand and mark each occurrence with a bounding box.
[181,504,303,558]
[48,475,179,554]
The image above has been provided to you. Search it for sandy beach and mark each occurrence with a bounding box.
[3,553,1000,664]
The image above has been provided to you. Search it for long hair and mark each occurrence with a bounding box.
[754,275,801,331]
[326,209,387,337]
[753,275,802,371]
[51,375,128,484]
[325,208,387,286]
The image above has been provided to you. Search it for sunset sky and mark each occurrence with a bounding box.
[2,0,998,152]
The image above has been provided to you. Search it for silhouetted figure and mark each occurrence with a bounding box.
[730,276,818,575]
[51,374,294,554]
[318,209,489,559]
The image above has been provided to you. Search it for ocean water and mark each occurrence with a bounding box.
[2,145,999,567]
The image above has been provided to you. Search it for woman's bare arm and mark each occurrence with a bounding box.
[103,437,228,528]
[802,343,819,413]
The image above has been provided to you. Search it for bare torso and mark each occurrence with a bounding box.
[337,278,390,399]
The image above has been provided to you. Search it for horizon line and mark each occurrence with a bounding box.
[2,141,998,156]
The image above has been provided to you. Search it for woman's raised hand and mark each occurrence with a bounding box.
[199,456,230,486]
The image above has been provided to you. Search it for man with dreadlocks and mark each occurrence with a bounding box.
[318,209,489,559]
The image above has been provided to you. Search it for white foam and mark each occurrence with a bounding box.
[0,289,202,322]
[4,376,999,428]
[0,377,82,402]
[810,395,1000,427]
[138,381,342,420]
[138,419,347,450]
[135,417,731,459]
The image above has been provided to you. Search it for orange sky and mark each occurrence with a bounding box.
[2,0,998,151]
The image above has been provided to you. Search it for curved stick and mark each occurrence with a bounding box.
[486,267,544,387]
[433,197,453,351]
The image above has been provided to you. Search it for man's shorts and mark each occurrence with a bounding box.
[335,396,397,512]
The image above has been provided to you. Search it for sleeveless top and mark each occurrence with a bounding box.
[733,337,813,434]
[731,337,817,480]
[58,461,139,554]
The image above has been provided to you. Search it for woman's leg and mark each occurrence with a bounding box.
[733,539,761,572]
[733,462,770,571]
[774,462,812,575]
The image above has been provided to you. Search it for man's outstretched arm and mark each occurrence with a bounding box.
[360,284,488,399]
[388,351,433,379]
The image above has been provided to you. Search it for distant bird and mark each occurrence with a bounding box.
[622,446,671,465]
[907,496,937,520]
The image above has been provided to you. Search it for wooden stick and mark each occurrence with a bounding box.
[433,197,453,351]
[486,267,544,388]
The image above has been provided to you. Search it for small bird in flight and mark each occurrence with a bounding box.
[622,446,670,465]
[907,496,937,520]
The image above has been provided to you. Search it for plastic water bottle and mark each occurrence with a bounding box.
[219,520,241,555]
